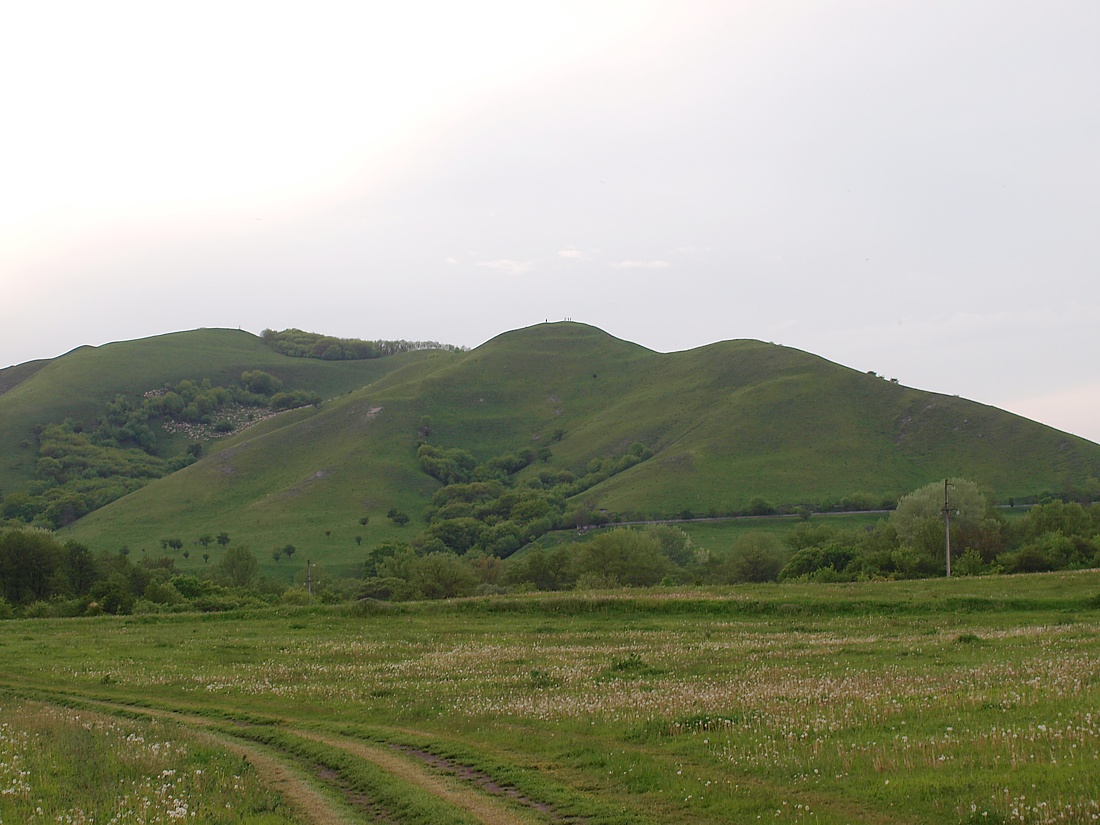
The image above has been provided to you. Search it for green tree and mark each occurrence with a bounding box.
[890,478,1001,568]
[426,517,484,554]
[573,528,669,587]
[409,552,478,599]
[644,524,695,567]
[747,496,776,516]
[240,370,282,396]
[214,546,259,589]
[216,532,230,547]
[0,526,68,606]
[725,533,783,583]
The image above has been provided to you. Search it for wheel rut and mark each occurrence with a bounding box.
[6,687,555,824]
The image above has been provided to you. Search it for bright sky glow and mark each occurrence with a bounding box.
[2,1,1098,444]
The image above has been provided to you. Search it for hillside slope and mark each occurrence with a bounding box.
[0,328,445,493]
[61,322,1100,577]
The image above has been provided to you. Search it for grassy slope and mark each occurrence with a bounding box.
[0,328,440,492]
[61,322,1100,583]
[587,339,1100,514]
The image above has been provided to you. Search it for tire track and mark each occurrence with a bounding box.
[5,687,552,824]
[295,729,547,825]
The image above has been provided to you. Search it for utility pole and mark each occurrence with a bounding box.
[944,479,952,578]
[306,559,312,601]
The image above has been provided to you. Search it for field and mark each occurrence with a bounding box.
[2,572,1098,823]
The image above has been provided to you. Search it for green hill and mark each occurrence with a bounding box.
[4,322,1099,580]
[0,328,443,495]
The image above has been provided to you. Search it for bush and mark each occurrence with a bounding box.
[573,529,669,587]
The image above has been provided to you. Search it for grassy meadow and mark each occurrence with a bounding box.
[2,572,1098,823]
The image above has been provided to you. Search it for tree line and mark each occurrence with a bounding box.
[357,479,1100,601]
[260,328,467,361]
[0,527,310,617]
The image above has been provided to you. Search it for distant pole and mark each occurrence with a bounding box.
[944,479,952,578]
[307,559,312,600]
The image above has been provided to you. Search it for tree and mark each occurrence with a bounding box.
[214,546,258,588]
[197,534,213,547]
[216,532,230,547]
[747,496,776,516]
[573,528,669,587]
[410,552,478,599]
[726,533,783,583]
[359,516,370,527]
[426,517,484,554]
[0,526,68,606]
[240,370,282,396]
[644,524,695,566]
[890,478,1001,567]
[65,541,98,594]
[167,538,183,552]
[282,544,297,559]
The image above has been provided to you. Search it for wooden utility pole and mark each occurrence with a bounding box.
[944,479,952,577]
[307,559,313,600]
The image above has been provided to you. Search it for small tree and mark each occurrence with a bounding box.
[168,538,183,551]
[747,496,776,516]
[198,534,213,547]
[355,535,362,546]
[214,546,259,588]
[359,516,370,527]
[282,544,296,559]
[216,532,230,547]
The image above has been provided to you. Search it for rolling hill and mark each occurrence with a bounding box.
[4,322,1099,579]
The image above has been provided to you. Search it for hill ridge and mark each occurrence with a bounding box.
[0,322,1096,576]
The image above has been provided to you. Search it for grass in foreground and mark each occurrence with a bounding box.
[1,572,1098,823]
[0,698,300,824]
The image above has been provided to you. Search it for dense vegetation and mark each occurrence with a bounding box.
[0,372,319,529]
[358,436,653,599]
[3,476,1099,618]
[360,481,1100,601]
[260,327,466,360]
[0,525,320,618]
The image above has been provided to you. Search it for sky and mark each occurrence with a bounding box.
[2,1,1099,443]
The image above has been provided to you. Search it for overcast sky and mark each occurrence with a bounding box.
[3,1,1098,443]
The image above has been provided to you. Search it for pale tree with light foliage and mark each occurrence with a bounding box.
[890,477,1004,569]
